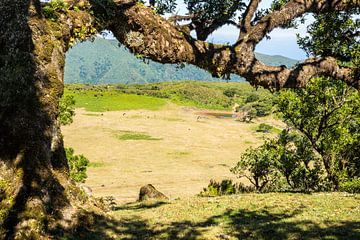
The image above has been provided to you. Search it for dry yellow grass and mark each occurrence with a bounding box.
[62,103,282,203]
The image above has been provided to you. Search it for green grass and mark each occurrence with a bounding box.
[88,162,106,168]
[113,193,360,239]
[64,81,275,112]
[115,131,162,141]
[64,89,167,112]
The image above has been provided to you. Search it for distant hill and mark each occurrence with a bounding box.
[64,37,298,84]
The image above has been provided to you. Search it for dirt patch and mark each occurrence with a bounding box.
[62,104,278,203]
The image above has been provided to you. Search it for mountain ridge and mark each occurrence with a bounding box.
[64,37,299,84]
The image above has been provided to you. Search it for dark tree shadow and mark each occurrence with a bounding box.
[52,202,360,240]
[113,201,169,211]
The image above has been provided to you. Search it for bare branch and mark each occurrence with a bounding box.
[248,0,360,45]
[239,0,261,39]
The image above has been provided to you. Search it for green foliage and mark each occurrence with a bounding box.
[245,93,260,103]
[272,130,325,191]
[65,147,89,183]
[256,123,273,133]
[42,0,68,21]
[183,0,245,39]
[154,0,177,14]
[115,131,162,141]
[59,95,75,125]
[232,130,327,192]
[340,178,360,193]
[231,143,278,192]
[277,77,360,188]
[199,179,251,196]
[223,88,237,98]
[297,12,360,66]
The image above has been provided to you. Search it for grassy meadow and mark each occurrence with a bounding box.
[64,81,274,111]
[112,193,360,239]
[61,81,360,239]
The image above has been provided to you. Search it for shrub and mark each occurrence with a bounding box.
[42,0,68,20]
[200,179,236,196]
[59,95,75,125]
[256,123,273,133]
[66,148,89,183]
[223,88,237,98]
[231,143,278,192]
[340,178,360,193]
[245,93,260,103]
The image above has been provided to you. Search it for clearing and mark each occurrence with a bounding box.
[62,103,281,203]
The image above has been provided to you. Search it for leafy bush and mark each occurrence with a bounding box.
[231,143,278,192]
[245,93,260,103]
[59,95,75,125]
[251,100,273,117]
[277,77,360,189]
[223,88,237,97]
[340,178,360,193]
[42,0,68,20]
[199,179,252,196]
[232,130,328,192]
[256,123,273,133]
[65,148,89,183]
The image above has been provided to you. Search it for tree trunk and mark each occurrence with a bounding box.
[0,1,109,239]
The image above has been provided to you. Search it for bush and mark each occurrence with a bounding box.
[199,179,253,197]
[66,148,89,183]
[245,93,260,103]
[42,0,68,20]
[256,123,273,133]
[340,178,360,193]
[223,88,237,98]
[231,143,278,192]
[59,95,75,125]
[232,131,328,192]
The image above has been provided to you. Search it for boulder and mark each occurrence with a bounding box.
[79,184,93,197]
[139,184,168,201]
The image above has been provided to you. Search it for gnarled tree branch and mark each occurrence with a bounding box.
[104,0,358,90]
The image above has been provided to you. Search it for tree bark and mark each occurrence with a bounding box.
[0,1,107,238]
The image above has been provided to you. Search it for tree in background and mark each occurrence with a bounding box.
[277,77,360,189]
[233,77,360,192]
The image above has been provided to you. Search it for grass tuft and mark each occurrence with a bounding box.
[115,131,162,141]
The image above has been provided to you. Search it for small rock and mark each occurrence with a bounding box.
[80,185,93,197]
[139,184,168,201]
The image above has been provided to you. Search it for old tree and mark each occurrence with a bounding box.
[0,0,359,238]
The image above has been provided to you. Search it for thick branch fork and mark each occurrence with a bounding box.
[106,0,358,90]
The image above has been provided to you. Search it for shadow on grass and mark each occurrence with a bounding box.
[57,204,360,240]
[113,201,169,211]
